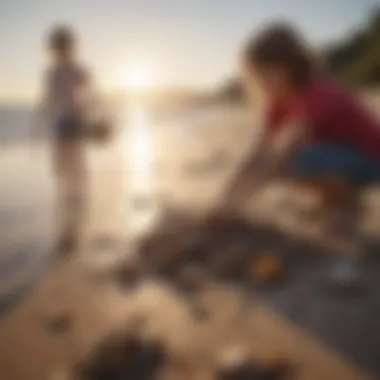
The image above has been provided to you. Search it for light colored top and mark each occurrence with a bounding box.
[44,63,90,119]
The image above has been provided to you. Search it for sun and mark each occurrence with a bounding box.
[123,64,155,94]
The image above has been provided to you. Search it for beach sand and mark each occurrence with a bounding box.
[0,100,379,379]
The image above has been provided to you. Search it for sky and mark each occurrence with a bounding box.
[0,0,378,102]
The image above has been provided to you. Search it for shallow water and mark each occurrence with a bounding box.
[0,103,243,314]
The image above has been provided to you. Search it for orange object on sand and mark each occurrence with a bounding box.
[252,252,284,283]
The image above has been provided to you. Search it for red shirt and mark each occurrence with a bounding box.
[266,78,380,162]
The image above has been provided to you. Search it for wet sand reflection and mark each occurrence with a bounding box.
[124,104,159,237]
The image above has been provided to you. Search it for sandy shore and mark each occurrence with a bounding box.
[0,100,379,379]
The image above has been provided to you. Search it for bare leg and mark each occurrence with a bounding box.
[53,139,88,254]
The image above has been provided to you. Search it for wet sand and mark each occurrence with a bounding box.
[0,103,379,379]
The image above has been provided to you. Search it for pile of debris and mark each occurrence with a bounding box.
[75,328,294,380]
[76,329,167,380]
[75,210,296,380]
[116,209,288,293]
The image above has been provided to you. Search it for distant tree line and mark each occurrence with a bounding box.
[219,9,380,102]
[326,9,380,87]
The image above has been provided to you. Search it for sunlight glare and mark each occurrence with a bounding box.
[125,105,158,235]
[123,64,155,93]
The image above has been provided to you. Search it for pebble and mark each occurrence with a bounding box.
[115,257,143,290]
[41,306,72,334]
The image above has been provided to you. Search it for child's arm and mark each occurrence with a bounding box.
[216,121,305,214]
[217,124,275,210]
[263,120,305,178]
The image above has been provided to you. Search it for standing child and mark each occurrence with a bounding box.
[211,23,380,286]
[39,25,93,252]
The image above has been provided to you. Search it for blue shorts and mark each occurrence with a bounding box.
[293,143,380,186]
[54,115,85,140]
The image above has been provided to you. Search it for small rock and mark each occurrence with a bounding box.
[76,330,167,380]
[115,257,142,290]
[42,306,72,333]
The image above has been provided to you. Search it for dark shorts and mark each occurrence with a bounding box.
[293,143,380,186]
[54,115,85,140]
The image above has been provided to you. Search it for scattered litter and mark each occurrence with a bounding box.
[137,212,288,288]
[76,329,167,380]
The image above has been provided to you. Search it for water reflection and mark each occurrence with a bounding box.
[127,105,154,193]
[124,104,158,236]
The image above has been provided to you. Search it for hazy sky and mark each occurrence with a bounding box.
[0,0,378,101]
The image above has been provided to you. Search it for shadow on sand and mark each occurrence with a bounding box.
[114,208,380,378]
